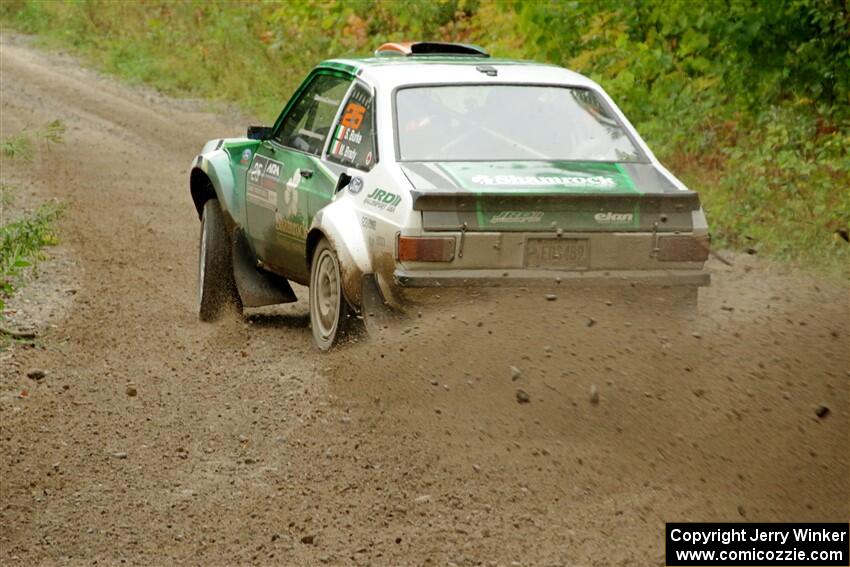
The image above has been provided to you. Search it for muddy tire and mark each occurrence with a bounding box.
[309,238,355,351]
[197,199,240,321]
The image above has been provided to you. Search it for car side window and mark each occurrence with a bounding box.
[274,74,351,155]
[326,83,377,171]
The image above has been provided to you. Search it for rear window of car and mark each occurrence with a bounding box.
[395,85,646,163]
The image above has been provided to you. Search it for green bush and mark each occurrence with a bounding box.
[0,201,63,311]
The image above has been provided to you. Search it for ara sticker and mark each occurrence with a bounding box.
[248,155,283,188]
[240,148,252,165]
[348,176,364,194]
[247,154,285,210]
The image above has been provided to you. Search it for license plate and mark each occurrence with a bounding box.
[525,238,590,269]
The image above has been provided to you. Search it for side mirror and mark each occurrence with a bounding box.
[247,126,272,140]
[334,172,352,193]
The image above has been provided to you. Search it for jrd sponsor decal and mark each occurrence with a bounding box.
[364,188,401,212]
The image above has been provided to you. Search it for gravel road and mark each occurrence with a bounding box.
[1,36,847,567]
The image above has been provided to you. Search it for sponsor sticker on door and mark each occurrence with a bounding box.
[364,188,401,213]
[247,154,284,210]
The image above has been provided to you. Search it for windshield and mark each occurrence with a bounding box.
[395,85,645,162]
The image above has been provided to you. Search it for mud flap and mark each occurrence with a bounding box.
[232,230,297,308]
[361,273,404,334]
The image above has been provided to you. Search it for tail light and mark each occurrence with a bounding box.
[397,236,456,262]
[657,235,710,262]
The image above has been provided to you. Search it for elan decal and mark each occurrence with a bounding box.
[593,211,634,224]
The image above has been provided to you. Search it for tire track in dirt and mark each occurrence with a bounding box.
[1,35,847,566]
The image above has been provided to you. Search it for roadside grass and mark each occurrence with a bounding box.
[1,119,66,160]
[0,182,16,208]
[0,200,64,313]
[39,119,66,145]
[0,120,68,325]
[1,132,32,160]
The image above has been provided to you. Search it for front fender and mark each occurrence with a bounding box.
[190,138,254,229]
[309,199,373,309]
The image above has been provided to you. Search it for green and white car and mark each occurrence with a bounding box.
[189,41,710,350]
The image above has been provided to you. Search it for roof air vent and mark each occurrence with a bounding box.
[375,42,489,58]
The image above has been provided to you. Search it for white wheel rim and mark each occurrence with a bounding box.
[313,249,340,341]
[198,216,208,312]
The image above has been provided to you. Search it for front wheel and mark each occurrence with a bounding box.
[198,199,240,321]
[309,238,355,350]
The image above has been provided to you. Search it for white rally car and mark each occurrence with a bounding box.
[189,41,710,350]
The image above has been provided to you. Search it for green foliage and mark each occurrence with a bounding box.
[514,0,849,273]
[0,0,847,273]
[39,119,66,145]
[1,119,67,159]
[0,202,64,312]
[0,183,16,208]
[1,131,33,160]
[0,119,67,319]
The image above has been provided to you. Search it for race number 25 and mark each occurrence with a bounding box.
[341,102,366,129]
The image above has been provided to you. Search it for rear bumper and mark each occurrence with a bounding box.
[394,268,710,288]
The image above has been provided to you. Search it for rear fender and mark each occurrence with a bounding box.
[308,199,373,309]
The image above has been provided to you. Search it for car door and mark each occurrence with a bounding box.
[245,72,352,279]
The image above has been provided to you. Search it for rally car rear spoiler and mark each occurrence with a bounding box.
[413,190,704,232]
[410,190,702,213]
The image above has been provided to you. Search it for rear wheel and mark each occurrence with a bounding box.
[198,199,240,321]
[309,238,354,350]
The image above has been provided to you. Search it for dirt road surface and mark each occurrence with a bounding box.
[1,36,848,567]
